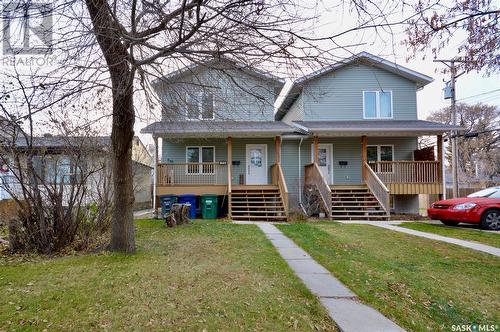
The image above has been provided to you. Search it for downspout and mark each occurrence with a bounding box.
[298,137,307,214]
[153,136,158,218]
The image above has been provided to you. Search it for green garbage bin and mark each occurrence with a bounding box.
[201,194,218,219]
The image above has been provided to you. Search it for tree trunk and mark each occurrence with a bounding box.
[110,83,136,252]
[86,0,136,252]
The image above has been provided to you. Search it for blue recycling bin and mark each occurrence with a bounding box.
[159,195,177,218]
[178,194,197,219]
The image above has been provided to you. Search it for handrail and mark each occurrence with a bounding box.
[304,163,332,218]
[272,164,289,219]
[157,162,228,186]
[368,161,441,183]
[364,162,390,214]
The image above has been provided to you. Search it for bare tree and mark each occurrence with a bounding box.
[427,103,500,184]
[405,0,499,74]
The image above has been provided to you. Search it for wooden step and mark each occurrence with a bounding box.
[332,210,385,214]
[232,210,285,216]
[231,215,287,220]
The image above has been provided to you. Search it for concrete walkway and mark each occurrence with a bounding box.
[335,220,500,257]
[256,223,404,332]
[371,223,500,257]
[133,209,153,219]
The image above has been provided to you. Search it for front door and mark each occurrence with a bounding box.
[311,144,333,184]
[246,144,267,185]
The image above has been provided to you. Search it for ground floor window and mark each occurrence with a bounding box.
[186,146,215,174]
[367,145,394,172]
[32,155,84,185]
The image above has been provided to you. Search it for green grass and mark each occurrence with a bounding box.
[0,220,336,331]
[399,222,500,248]
[277,222,500,331]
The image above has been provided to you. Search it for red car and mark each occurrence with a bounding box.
[427,186,500,230]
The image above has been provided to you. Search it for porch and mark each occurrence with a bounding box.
[152,136,289,221]
[304,134,444,219]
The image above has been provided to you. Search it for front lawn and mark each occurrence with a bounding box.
[399,222,500,248]
[277,222,500,331]
[0,220,336,331]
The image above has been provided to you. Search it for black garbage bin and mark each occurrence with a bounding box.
[160,195,177,218]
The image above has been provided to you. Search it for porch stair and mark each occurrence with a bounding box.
[330,185,389,221]
[230,185,287,222]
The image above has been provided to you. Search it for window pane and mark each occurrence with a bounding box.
[201,93,214,120]
[202,147,214,162]
[202,147,214,173]
[489,190,500,198]
[380,146,393,161]
[318,148,327,167]
[45,158,57,183]
[367,146,378,162]
[379,92,392,117]
[186,94,199,119]
[58,156,72,184]
[187,147,200,173]
[364,92,377,118]
[250,149,263,167]
[187,147,200,163]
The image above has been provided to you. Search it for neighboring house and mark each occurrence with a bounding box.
[0,135,153,209]
[142,53,462,221]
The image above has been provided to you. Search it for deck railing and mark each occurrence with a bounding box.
[304,163,332,218]
[369,161,441,183]
[364,162,390,214]
[157,163,228,186]
[271,163,289,219]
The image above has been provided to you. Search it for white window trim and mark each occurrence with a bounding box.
[362,90,393,119]
[367,145,394,174]
[185,146,216,175]
[185,92,215,121]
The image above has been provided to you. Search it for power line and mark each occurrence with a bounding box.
[457,89,500,102]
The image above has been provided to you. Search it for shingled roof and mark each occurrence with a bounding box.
[141,121,297,137]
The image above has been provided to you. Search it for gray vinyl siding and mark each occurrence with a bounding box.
[280,139,302,207]
[155,67,278,122]
[281,136,418,207]
[282,94,304,124]
[162,137,276,185]
[302,64,418,121]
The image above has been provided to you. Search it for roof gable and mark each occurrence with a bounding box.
[275,52,433,120]
[152,57,285,89]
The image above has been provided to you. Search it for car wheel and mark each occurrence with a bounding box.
[440,220,458,226]
[481,210,500,231]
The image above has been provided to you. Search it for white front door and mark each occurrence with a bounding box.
[246,144,267,185]
[311,143,333,184]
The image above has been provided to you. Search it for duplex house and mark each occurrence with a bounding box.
[142,53,461,221]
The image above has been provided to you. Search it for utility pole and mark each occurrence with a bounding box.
[434,59,462,198]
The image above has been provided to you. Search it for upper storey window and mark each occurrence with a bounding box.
[186,93,214,120]
[363,91,393,119]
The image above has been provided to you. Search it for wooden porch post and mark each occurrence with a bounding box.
[361,135,368,181]
[275,136,281,164]
[313,136,319,164]
[153,136,159,218]
[227,136,232,219]
[437,134,444,199]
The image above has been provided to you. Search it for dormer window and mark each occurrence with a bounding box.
[186,93,215,120]
[363,91,393,119]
